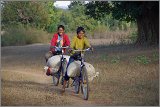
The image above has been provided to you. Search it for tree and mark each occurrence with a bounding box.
[45,1,61,33]
[85,1,159,45]
[67,1,97,32]
[2,1,51,29]
[85,1,110,20]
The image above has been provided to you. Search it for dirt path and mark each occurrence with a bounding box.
[2,63,93,106]
[2,43,159,106]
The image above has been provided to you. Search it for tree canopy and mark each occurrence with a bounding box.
[2,1,52,29]
[1,1,159,45]
[85,1,159,45]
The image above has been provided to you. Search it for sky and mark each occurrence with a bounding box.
[54,1,71,9]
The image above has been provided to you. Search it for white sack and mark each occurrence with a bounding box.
[46,55,70,74]
[45,55,99,81]
[67,61,98,82]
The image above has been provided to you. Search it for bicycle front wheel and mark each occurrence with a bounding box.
[52,75,59,86]
[81,67,89,100]
[61,58,69,88]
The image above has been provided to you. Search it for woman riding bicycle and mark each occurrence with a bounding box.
[62,26,93,92]
[45,25,70,76]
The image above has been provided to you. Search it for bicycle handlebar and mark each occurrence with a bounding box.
[50,46,93,53]
[50,46,70,49]
[71,48,92,52]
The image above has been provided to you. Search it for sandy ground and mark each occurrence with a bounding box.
[1,44,95,106]
[1,42,159,106]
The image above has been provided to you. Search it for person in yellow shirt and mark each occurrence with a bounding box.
[62,26,93,92]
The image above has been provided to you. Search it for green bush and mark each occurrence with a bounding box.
[152,52,159,62]
[111,56,120,64]
[135,55,151,64]
[100,54,108,61]
[1,25,50,46]
[128,30,138,43]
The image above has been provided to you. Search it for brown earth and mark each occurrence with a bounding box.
[1,42,159,106]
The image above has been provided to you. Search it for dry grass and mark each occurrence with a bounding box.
[68,30,131,39]
[85,44,159,106]
[68,28,136,45]
[1,26,52,46]
[1,42,159,106]
[2,70,71,106]
[89,62,158,105]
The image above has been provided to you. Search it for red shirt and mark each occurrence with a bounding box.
[50,33,70,52]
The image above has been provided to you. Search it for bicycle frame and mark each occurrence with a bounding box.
[80,53,85,80]
[51,46,69,75]
[72,48,91,82]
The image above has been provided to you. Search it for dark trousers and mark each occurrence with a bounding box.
[64,53,81,81]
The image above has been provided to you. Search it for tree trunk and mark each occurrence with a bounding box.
[136,2,159,45]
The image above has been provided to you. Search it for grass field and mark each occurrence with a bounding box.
[1,41,159,106]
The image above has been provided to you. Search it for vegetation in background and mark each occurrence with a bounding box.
[1,1,158,46]
[152,52,159,62]
[1,24,50,46]
[1,1,51,30]
[85,1,159,45]
[135,55,151,65]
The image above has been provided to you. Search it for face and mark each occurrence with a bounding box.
[58,28,64,36]
[77,31,84,39]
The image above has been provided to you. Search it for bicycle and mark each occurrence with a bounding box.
[50,46,69,87]
[70,48,92,100]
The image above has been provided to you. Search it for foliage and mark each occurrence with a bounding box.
[85,1,159,45]
[111,56,120,64]
[1,1,141,46]
[1,24,50,46]
[85,1,158,22]
[2,1,137,33]
[128,30,138,43]
[67,1,98,32]
[152,52,159,62]
[85,1,111,20]
[2,1,51,30]
[85,1,135,31]
[135,55,151,64]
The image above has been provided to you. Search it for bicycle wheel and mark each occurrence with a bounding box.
[52,63,62,86]
[74,79,80,94]
[61,58,69,88]
[81,67,89,100]
[52,75,59,86]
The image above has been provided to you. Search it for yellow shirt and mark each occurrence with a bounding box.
[70,36,91,54]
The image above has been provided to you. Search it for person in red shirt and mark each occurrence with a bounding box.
[45,25,70,63]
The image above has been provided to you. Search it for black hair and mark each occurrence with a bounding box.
[76,26,85,34]
[58,25,65,30]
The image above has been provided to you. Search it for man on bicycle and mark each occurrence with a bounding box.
[45,25,70,76]
[62,26,93,92]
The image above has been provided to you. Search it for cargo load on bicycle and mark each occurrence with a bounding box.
[67,61,97,82]
[45,55,99,82]
[46,55,70,74]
